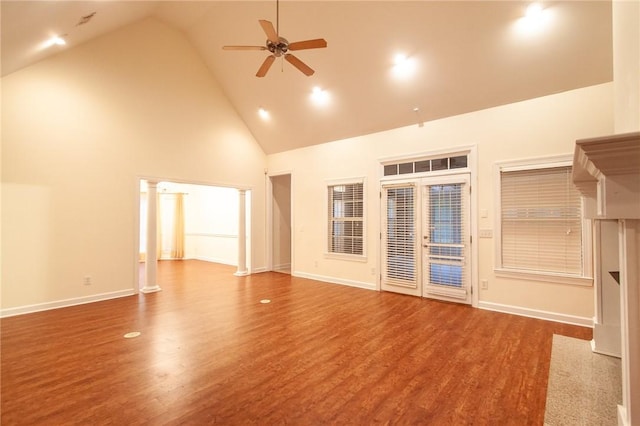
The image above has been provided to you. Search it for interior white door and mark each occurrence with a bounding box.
[381,182,420,296]
[421,175,471,304]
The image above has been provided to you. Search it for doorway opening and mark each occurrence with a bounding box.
[137,179,251,291]
[269,174,292,274]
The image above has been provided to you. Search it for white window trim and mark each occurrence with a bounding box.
[325,177,367,261]
[494,155,593,287]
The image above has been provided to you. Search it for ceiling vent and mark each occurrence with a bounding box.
[76,12,96,26]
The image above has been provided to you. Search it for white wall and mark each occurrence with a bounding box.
[183,184,240,266]
[613,0,640,133]
[268,83,614,320]
[1,18,267,312]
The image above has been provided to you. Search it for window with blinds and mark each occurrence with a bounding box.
[500,165,583,275]
[328,182,364,256]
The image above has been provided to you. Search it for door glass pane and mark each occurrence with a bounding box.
[386,187,415,282]
[429,184,462,257]
[430,264,463,287]
[428,184,463,288]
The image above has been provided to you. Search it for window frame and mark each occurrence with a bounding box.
[494,155,592,286]
[325,177,367,261]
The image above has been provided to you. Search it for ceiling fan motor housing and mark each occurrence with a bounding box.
[267,37,289,57]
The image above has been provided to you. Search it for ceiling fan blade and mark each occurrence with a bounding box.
[259,20,278,44]
[222,46,267,51]
[285,54,315,76]
[256,55,276,77]
[288,39,328,51]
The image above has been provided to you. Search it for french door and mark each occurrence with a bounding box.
[422,175,471,303]
[381,183,420,296]
[381,174,471,303]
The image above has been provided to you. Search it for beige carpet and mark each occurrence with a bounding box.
[544,334,622,426]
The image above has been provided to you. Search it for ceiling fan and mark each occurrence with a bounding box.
[222,0,327,77]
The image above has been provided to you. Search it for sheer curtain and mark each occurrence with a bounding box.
[158,193,185,259]
[171,193,185,259]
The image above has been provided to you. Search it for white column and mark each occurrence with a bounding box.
[234,189,249,276]
[142,180,162,293]
[618,219,639,426]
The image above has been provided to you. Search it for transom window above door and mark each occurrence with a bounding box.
[383,154,468,177]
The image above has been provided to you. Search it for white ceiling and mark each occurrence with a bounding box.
[1,1,613,154]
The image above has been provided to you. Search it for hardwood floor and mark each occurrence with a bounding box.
[1,260,591,425]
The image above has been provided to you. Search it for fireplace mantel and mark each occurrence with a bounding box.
[573,132,640,219]
[573,131,639,426]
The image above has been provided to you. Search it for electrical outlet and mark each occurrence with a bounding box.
[479,229,493,238]
[370,267,376,276]
[83,276,92,286]
[481,279,488,290]
[314,260,318,267]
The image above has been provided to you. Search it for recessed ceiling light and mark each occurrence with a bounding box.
[42,35,67,49]
[516,2,552,34]
[310,86,330,106]
[526,3,547,21]
[258,107,270,120]
[392,53,417,80]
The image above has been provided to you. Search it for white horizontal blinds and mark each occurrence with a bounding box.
[501,166,583,275]
[426,183,466,288]
[328,183,364,255]
[384,185,417,287]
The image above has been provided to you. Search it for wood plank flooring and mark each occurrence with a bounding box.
[1,260,592,425]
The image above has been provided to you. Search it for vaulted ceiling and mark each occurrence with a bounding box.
[1,1,613,154]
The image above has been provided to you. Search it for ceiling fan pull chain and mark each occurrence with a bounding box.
[276,0,279,35]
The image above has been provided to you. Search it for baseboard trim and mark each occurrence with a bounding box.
[251,267,268,274]
[192,256,236,266]
[292,271,376,291]
[592,322,622,357]
[478,301,593,327]
[618,404,629,426]
[274,263,291,271]
[1,289,136,318]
